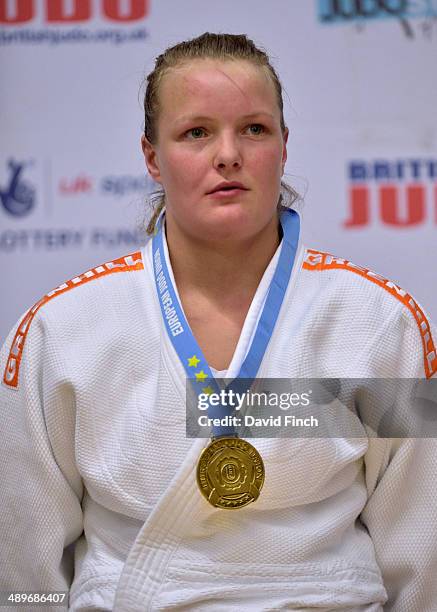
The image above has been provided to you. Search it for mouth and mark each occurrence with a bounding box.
[208,188,249,199]
[207,182,249,196]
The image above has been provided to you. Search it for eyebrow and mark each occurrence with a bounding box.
[174,112,276,125]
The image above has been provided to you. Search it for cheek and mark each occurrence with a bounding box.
[161,148,207,190]
[248,144,284,181]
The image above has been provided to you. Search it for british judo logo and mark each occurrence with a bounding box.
[0,0,150,46]
[0,0,149,23]
[344,158,437,227]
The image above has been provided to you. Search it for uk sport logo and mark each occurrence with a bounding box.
[0,159,36,217]
[344,158,437,227]
[0,0,149,23]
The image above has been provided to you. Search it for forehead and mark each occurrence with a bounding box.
[157,59,279,121]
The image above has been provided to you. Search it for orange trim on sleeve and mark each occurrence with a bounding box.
[303,249,437,379]
[3,252,144,389]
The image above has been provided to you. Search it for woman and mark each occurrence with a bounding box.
[1,33,436,611]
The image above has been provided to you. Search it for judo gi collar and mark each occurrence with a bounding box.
[152,208,300,507]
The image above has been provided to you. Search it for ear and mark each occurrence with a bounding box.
[141,134,162,184]
[281,128,289,174]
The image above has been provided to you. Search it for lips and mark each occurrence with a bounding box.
[208,182,248,194]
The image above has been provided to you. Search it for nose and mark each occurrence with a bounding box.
[213,133,242,170]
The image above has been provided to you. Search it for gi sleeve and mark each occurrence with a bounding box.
[360,311,437,611]
[0,311,84,610]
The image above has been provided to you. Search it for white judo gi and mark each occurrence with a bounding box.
[1,228,437,612]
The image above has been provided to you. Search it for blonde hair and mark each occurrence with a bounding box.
[143,32,298,234]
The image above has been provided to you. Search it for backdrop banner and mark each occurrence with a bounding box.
[1,0,436,341]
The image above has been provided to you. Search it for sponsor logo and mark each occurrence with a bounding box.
[344,159,437,227]
[0,228,145,251]
[100,174,155,197]
[59,174,93,195]
[318,0,436,21]
[3,251,144,389]
[317,0,437,38]
[0,159,36,217]
[57,173,154,197]
[0,164,153,252]
[303,248,437,378]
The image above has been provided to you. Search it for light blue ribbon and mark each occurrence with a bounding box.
[152,208,300,438]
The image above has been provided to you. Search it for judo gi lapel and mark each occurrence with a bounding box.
[114,209,301,610]
[113,437,208,611]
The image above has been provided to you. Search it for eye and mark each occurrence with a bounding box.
[246,124,265,136]
[185,127,207,139]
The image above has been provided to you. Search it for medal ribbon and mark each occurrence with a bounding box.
[152,209,300,438]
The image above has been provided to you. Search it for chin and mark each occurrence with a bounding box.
[199,213,275,244]
[208,200,261,222]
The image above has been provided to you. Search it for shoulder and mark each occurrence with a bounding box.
[43,250,145,303]
[301,247,425,314]
[299,247,437,378]
[15,250,145,324]
[2,251,147,389]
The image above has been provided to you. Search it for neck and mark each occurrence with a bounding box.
[165,215,281,300]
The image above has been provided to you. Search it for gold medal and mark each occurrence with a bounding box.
[196,437,265,509]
